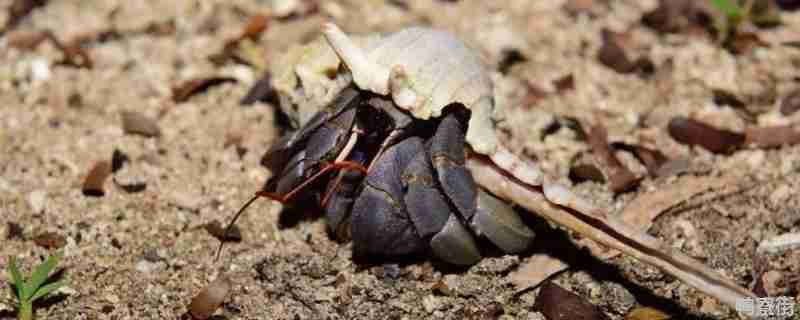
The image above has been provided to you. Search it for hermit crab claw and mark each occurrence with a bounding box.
[472,189,535,254]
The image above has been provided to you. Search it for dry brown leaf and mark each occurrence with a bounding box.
[585,175,742,260]
[508,254,568,292]
[625,307,671,320]
[744,125,800,148]
[620,175,736,231]
[468,156,755,307]
[32,231,66,249]
[535,282,609,320]
[668,117,744,153]
[172,77,237,103]
[780,88,800,116]
[83,160,112,197]
[586,122,641,193]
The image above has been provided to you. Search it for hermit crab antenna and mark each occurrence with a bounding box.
[215,160,368,262]
[215,192,261,261]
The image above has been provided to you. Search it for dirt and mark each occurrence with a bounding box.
[1,0,800,319]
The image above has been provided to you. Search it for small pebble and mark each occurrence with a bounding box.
[6,222,24,240]
[422,295,440,313]
[111,149,130,173]
[29,57,51,82]
[204,221,242,242]
[27,189,46,213]
[382,263,401,280]
[780,88,800,116]
[135,259,159,273]
[121,111,161,137]
[188,276,231,319]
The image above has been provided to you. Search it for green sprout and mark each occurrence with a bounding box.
[7,251,66,320]
[708,0,781,47]
[710,0,745,20]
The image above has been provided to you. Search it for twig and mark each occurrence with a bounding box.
[466,156,755,310]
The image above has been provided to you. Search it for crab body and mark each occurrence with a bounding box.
[253,24,553,265]
[230,22,755,307]
[262,84,535,265]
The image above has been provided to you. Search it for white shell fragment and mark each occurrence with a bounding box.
[757,232,800,254]
[322,23,543,186]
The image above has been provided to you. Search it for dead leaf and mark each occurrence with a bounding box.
[612,143,669,176]
[210,14,270,66]
[83,161,112,197]
[780,88,800,116]
[111,149,130,173]
[535,282,609,320]
[522,82,548,107]
[586,122,640,193]
[598,29,635,74]
[667,117,744,153]
[569,163,606,183]
[204,220,242,242]
[33,231,66,249]
[554,74,575,93]
[172,77,237,103]
[240,71,278,106]
[508,254,568,292]
[498,48,527,74]
[625,307,671,320]
[5,30,51,49]
[6,222,24,240]
[620,175,737,231]
[4,0,48,32]
[744,125,800,148]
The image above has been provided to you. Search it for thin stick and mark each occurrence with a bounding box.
[466,156,754,310]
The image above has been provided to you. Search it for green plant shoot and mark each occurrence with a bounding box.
[7,251,66,320]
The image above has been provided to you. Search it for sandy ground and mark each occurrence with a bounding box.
[1,0,800,319]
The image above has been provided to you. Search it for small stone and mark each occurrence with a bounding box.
[422,295,440,313]
[188,276,231,320]
[169,190,203,211]
[780,88,800,116]
[121,111,161,137]
[382,263,401,280]
[601,282,635,314]
[135,259,159,273]
[204,220,242,242]
[27,190,46,213]
[6,222,24,240]
[431,280,452,296]
[769,184,792,206]
[29,58,51,82]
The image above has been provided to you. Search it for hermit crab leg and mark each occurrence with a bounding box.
[320,128,362,207]
[217,129,364,261]
[465,155,755,309]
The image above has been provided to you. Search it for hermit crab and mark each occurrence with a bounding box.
[221,23,756,309]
